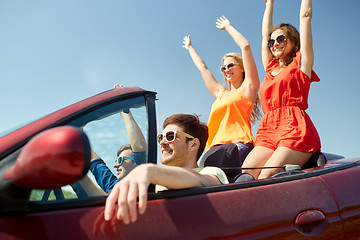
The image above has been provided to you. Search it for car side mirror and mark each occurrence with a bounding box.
[4,126,91,189]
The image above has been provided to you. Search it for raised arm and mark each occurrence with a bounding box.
[216,16,259,103]
[120,110,146,152]
[115,84,146,153]
[299,0,314,78]
[77,148,109,196]
[262,0,275,70]
[182,35,225,99]
[77,175,107,196]
[104,163,221,224]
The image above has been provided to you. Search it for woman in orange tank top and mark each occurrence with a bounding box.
[242,0,321,179]
[182,16,261,164]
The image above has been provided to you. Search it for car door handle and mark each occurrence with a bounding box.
[294,210,327,236]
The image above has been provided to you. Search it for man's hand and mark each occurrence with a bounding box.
[104,163,225,224]
[104,164,153,224]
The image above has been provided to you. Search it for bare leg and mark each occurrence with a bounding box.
[258,147,312,179]
[242,146,274,179]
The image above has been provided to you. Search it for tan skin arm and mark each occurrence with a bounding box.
[120,110,146,152]
[216,16,259,103]
[182,35,226,99]
[77,150,107,196]
[104,163,221,224]
[77,175,107,196]
[299,0,314,78]
[114,84,147,152]
[261,0,274,70]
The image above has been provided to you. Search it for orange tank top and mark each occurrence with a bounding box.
[206,90,255,150]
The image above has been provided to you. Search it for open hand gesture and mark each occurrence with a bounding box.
[182,34,192,50]
[216,16,231,30]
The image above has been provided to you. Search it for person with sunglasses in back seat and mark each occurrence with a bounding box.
[182,16,261,172]
[241,0,321,180]
[89,108,147,193]
[104,114,228,224]
[85,84,146,193]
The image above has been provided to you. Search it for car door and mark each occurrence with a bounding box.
[112,174,344,239]
[0,90,158,240]
[320,162,360,240]
[0,166,347,239]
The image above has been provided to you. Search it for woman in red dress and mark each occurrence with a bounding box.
[242,0,321,179]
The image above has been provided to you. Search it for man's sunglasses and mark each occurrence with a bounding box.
[267,35,286,48]
[157,130,195,144]
[220,62,239,73]
[115,155,134,165]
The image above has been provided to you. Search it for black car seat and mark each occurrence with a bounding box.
[232,151,328,181]
[199,143,245,183]
[302,151,327,169]
[270,151,327,178]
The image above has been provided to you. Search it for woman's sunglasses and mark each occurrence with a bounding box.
[220,62,238,73]
[115,155,134,165]
[267,35,286,48]
[157,130,194,144]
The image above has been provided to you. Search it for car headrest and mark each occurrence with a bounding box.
[302,151,327,169]
[199,143,243,180]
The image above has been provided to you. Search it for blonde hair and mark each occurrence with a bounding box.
[221,53,244,90]
[221,53,262,125]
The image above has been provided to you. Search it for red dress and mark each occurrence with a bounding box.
[255,51,321,153]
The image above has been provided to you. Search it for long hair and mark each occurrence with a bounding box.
[221,53,262,125]
[221,53,244,91]
[268,23,300,66]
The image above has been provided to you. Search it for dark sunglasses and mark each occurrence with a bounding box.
[115,155,134,165]
[267,35,286,48]
[157,130,194,144]
[220,62,239,72]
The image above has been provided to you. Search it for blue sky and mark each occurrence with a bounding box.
[0,1,359,158]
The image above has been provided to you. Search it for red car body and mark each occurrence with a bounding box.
[0,87,359,239]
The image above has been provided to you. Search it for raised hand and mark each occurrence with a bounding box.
[182,34,192,50]
[216,16,231,30]
[265,0,275,4]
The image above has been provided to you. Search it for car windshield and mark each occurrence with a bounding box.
[29,96,149,202]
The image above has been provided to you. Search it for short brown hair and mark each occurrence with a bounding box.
[163,114,208,160]
[117,144,132,157]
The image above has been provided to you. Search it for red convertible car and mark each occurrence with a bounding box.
[0,87,359,239]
